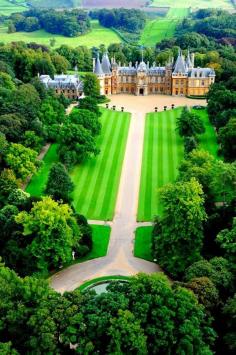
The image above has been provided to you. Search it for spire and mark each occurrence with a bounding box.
[173,48,187,74]
[101,51,111,74]
[94,53,104,76]
[186,48,193,69]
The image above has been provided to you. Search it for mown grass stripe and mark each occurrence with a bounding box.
[144,114,154,220]
[83,112,120,218]
[87,112,124,219]
[151,114,159,218]
[102,113,131,219]
[138,114,150,220]
[71,112,113,213]
[156,112,164,215]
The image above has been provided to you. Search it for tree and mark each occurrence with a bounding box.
[0,72,15,90]
[177,107,205,137]
[108,310,147,355]
[0,114,27,143]
[15,196,81,272]
[217,219,236,271]
[45,163,74,203]
[39,96,65,126]
[178,149,214,196]
[223,294,236,351]
[0,261,63,353]
[0,169,19,204]
[183,135,198,153]
[78,96,101,117]
[83,73,100,98]
[23,130,43,152]
[12,84,41,123]
[184,277,219,311]
[69,108,101,136]
[211,160,236,205]
[5,143,39,181]
[218,118,236,161]
[58,123,99,168]
[152,178,207,277]
[184,257,234,296]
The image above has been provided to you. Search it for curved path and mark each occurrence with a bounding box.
[50,95,207,293]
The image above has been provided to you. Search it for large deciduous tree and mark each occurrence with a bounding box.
[5,143,39,181]
[15,196,81,272]
[177,107,205,138]
[45,162,74,203]
[69,108,101,136]
[83,73,100,98]
[218,117,236,161]
[58,123,99,168]
[152,178,207,277]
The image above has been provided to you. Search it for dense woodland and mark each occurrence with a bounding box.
[0,7,235,355]
[90,8,146,33]
[8,9,91,37]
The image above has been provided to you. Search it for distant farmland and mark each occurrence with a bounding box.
[82,0,147,8]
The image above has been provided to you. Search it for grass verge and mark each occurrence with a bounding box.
[134,226,153,262]
[79,275,130,292]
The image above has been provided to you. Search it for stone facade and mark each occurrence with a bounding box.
[39,74,84,100]
[94,49,215,97]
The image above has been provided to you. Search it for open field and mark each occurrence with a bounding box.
[137,107,218,221]
[140,8,189,46]
[150,0,234,10]
[27,109,130,221]
[134,226,153,261]
[138,108,184,221]
[71,109,130,220]
[0,20,121,48]
[0,0,26,15]
[26,144,59,196]
[82,0,147,8]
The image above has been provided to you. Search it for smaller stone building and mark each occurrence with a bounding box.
[39,74,84,100]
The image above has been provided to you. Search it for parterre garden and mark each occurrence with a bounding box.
[27,108,130,221]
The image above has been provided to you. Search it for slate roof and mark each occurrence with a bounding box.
[102,52,111,74]
[40,74,83,90]
[94,54,104,76]
[173,50,187,74]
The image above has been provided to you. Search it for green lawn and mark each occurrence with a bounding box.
[27,109,130,221]
[134,226,153,262]
[0,20,121,48]
[150,0,233,10]
[139,8,189,46]
[78,224,111,263]
[71,109,130,220]
[26,143,59,196]
[138,108,184,221]
[193,108,219,159]
[79,275,130,292]
[138,107,219,221]
[0,0,26,15]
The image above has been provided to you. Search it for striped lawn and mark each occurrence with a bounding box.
[138,108,184,221]
[71,109,130,220]
[193,108,219,159]
[26,143,59,196]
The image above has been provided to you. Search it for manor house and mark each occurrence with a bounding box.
[93,49,215,97]
[39,73,84,100]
